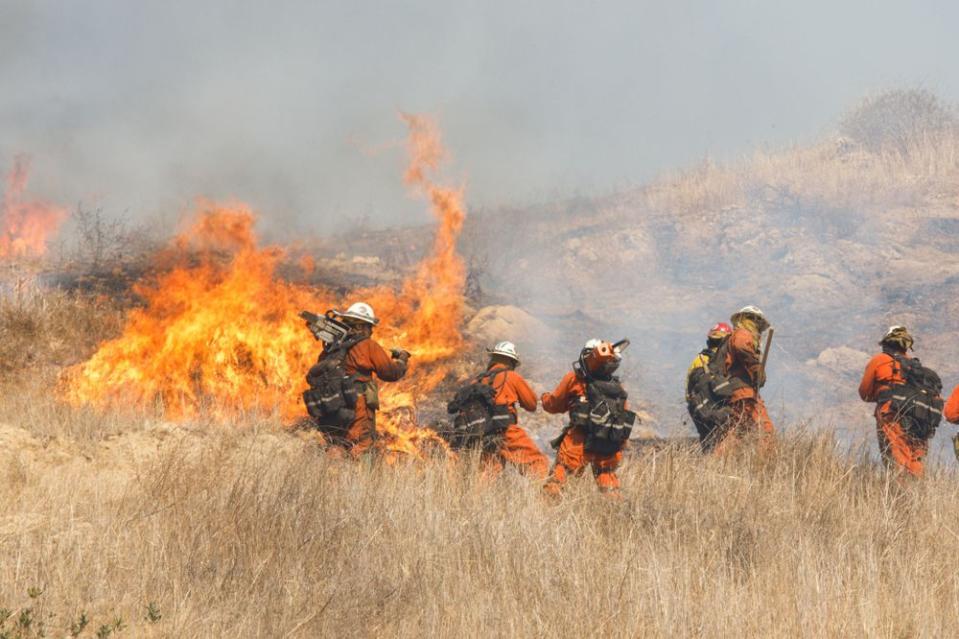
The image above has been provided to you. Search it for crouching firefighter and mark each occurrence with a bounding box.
[686,322,733,452]
[543,339,638,496]
[711,305,775,455]
[859,326,944,477]
[445,341,548,478]
[301,302,409,458]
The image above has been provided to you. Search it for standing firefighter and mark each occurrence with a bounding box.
[859,326,944,477]
[944,384,959,462]
[445,341,548,478]
[711,306,775,454]
[686,322,733,452]
[302,302,410,458]
[543,339,637,496]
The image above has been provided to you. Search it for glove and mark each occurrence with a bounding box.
[953,433,959,463]
[391,348,411,363]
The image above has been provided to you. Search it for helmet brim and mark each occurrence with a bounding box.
[730,312,769,332]
[334,311,379,326]
[486,349,520,364]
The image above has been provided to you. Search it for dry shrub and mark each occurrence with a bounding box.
[0,280,124,382]
[840,88,958,155]
[1,410,957,638]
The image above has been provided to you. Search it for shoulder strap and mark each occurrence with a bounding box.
[709,339,731,375]
[477,368,510,394]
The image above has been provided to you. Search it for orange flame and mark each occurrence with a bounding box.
[65,116,467,458]
[0,156,68,258]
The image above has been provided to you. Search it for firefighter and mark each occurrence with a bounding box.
[306,302,409,458]
[859,326,944,477]
[475,341,549,478]
[711,306,775,454]
[542,339,637,496]
[686,322,733,451]
[945,385,959,462]
[947,384,959,424]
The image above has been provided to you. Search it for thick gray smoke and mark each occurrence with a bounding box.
[1,1,958,234]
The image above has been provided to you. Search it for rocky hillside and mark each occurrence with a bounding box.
[454,93,959,456]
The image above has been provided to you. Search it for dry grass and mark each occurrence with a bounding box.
[1,397,958,638]
[0,275,124,383]
[640,131,959,219]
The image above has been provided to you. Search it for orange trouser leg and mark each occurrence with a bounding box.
[589,451,622,494]
[344,403,376,459]
[713,398,774,455]
[877,416,927,477]
[497,425,549,479]
[544,426,622,495]
[544,427,586,496]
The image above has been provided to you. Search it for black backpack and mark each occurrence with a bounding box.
[880,353,944,440]
[445,370,514,450]
[686,348,732,443]
[570,374,638,456]
[302,334,365,429]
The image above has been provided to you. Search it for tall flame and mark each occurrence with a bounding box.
[64,116,466,457]
[0,156,68,258]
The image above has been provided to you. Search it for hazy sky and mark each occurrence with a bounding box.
[1,0,957,235]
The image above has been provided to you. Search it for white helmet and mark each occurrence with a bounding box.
[731,305,769,331]
[487,340,520,363]
[337,302,379,326]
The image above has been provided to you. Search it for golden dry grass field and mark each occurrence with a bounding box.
[2,389,959,637]
[2,286,957,638]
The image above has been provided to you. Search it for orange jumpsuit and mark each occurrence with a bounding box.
[712,326,774,454]
[318,337,407,458]
[541,371,623,495]
[859,351,927,477]
[946,384,959,424]
[481,364,548,478]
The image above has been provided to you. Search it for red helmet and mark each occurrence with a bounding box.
[707,322,733,340]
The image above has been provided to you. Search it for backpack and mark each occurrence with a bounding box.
[570,373,638,456]
[445,370,514,450]
[302,334,365,429]
[686,348,732,443]
[879,353,944,440]
[704,337,751,400]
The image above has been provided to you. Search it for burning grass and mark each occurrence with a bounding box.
[1,409,958,638]
[57,115,468,457]
[0,156,67,258]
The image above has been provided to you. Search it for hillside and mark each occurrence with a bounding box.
[455,95,959,459]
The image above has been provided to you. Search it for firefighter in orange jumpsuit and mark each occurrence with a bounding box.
[478,341,549,478]
[712,305,775,454]
[859,326,928,476]
[946,384,959,461]
[542,339,631,496]
[313,302,408,458]
[946,384,959,424]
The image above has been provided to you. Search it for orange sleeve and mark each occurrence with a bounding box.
[363,339,407,382]
[858,355,881,402]
[944,384,959,424]
[509,372,538,413]
[541,372,574,414]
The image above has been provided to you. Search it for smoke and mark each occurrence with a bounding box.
[2,1,958,236]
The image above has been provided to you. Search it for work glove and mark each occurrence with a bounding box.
[953,433,959,463]
[391,348,411,363]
